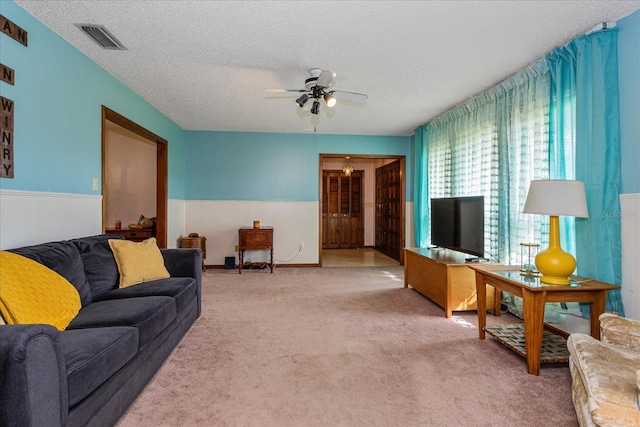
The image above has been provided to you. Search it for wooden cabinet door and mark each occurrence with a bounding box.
[322,170,363,249]
[323,174,341,248]
[338,175,351,248]
[349,173,363,248]
[375,161,401,260]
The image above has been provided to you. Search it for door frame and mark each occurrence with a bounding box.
[318,154,405,266]
[101,106,168,248]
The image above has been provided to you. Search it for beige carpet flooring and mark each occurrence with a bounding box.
[116,266,577,427]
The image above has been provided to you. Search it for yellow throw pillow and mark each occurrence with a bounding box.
[0,251,81,331]
[108,238,170,288]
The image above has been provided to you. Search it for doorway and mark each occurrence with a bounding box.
[101,107,168,248]
[319,155,405,266]
[321,248,399,267]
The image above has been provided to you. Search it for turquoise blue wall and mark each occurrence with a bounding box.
[0,1,186,198]
[3,0,636,201]
[185,131,411,201]
[618,9,640,194]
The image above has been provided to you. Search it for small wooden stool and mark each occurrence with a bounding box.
[180,234,206,271]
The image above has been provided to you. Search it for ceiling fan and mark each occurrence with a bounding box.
[265,68,368,115]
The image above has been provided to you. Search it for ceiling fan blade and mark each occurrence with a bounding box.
[332,90,368,102]
[315,70,336,88]
[264,88,307,93]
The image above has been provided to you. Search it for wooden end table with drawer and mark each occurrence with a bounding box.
[238,226,273,274]
[105,228,154,242]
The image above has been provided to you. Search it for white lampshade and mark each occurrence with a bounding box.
[523,180,589,218]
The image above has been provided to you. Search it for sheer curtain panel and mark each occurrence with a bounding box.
[421,60,551,267]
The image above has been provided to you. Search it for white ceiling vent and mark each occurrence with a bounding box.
[75,24,127,50]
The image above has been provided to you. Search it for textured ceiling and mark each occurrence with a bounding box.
[15,1,640,136]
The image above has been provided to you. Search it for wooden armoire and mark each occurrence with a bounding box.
[322,170,363,249]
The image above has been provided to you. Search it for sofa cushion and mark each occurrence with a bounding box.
[71,235,123,301]
[600,313,640,351]
[108,238,170,288]
[95,277,197,313]
[67,296,176,347]
[568,333,640,426]
[9,241,92,306]
[60,327,139,407]
[0,251,81,331]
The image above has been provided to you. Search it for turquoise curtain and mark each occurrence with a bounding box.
[413,125,429,248]
[423,60,551,266]
[412,27,623,320]
[546,30,624,316]
[422,61,562,321]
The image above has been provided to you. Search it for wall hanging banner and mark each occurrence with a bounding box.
[0,14,28,46]
[1,96,14,178]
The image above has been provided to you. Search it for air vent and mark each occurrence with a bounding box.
[75,24,127,50]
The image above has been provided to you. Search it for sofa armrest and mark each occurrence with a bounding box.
[161,248,202,316]
[600,313,640,351]
[0,324,67,427]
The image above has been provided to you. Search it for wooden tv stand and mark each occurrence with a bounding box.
[403,247,496,318]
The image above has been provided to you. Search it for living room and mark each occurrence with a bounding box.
[0,1,637,270]
[1,1,640,425]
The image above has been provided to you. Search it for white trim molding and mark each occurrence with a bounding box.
[620,193,640,320]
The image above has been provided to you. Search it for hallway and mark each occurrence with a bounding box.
[321,248,400,267]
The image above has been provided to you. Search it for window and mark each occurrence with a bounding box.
[425,60,552,265]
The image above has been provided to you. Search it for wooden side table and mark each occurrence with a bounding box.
[180,235,206,271]
[105,228,154,242]
[238,226,273,274]
[470,264,619,375]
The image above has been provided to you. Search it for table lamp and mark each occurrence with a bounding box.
[523,180,589,285]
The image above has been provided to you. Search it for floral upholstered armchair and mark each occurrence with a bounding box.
[567,313,640,427]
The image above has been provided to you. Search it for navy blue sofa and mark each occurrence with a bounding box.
[0,234,202,426]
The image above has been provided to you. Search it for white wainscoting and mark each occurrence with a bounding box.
[0,192,414,266]
[405,201,415,248]
[185,200,320,266]
[167,199,186,248]
[184,200,416,267]
[0,190,103,249]
[621,193,640,320]
[0,190,188,250]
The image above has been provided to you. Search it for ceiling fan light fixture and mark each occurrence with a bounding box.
[267,68,368,120]
[295,94,309,108]
[324,93,336,108]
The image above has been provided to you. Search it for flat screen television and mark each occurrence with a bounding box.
[430,196,485,258]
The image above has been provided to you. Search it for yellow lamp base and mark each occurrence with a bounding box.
[533,215,577,285]
[535,247,576,285]
[539,274,571,286]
